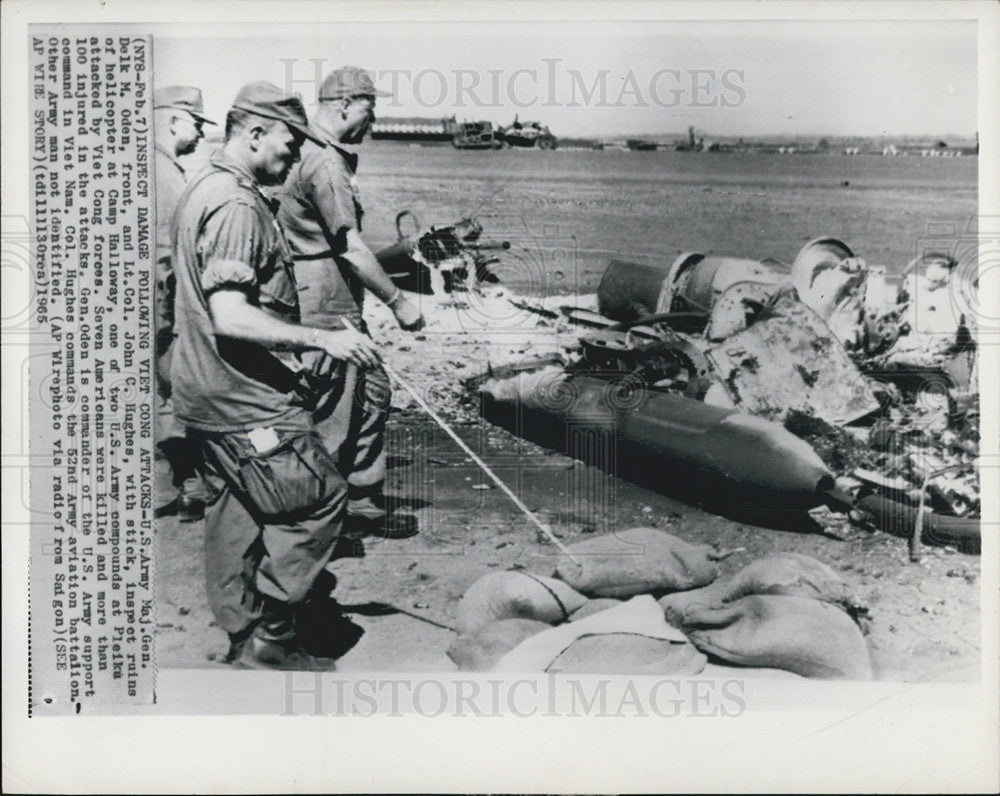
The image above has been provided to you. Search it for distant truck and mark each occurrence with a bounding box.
[499,117,557,149]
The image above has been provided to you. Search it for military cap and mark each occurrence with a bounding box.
[318,66,391,101]
[153,85,217,125]
[231,81,326,146]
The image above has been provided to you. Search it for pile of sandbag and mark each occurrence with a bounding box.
[447,528,873,680]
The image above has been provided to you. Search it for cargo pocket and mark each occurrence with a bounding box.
[237,431,338,519]
[360,366,392,413]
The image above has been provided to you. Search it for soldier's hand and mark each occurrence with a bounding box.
[392,295,426,332]
[316,329,381,369]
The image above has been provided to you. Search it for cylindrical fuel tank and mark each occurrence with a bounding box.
[595,259,676,321]
[668,254,782,313]
[481,373,834,509]
[596,253,784,321]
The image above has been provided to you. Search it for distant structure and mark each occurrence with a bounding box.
[500,116,558,149]
[370,116,456,143]
[370,116,502,148]
[625,139,658,151]
[370,114,556,150]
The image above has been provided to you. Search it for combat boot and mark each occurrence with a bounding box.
[344,493,418,539]
[233,601,338,671]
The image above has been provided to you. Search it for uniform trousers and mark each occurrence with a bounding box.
[191,426,351,636]
[306,353,392,505]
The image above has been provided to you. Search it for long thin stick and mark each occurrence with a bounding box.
[343,319,580,564]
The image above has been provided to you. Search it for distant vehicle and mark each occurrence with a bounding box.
[451,120,504,150]
[625,139,657,151]
[499,116,557,149]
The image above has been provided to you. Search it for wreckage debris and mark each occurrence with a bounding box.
[596,253,783,322]
[377,212,508,295]
[843,390,980,554]
[480,372,837,511]
[475,236,980,554]
[855,493,980,554]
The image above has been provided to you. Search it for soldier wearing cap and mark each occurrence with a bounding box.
[170,81,380,670]
[277,66,424,540]
[153,86,216,522]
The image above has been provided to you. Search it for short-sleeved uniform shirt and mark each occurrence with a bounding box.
[170,150,311,432]
[276,140,365,329]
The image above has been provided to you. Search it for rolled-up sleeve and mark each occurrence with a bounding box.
[198,201,264,293]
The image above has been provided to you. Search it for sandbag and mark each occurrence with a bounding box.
[551,633,707,675]
[679,595,874,680]
[555,527,719,598]
[659,552,866,627]
[454,571,588,634]
[495,595,692,672]
[569,598,623,622]
[658,584,724,628]
[447,619,551,672]
[721,553,866,618]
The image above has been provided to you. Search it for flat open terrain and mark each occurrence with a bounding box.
[358,145,977,289]
[157,145,980,681]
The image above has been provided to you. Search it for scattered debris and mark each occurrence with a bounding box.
[480,372,838,511]
[366,226,979,562]
[376,212,508,295]
[465,238,979,556]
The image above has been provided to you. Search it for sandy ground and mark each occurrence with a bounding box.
[157,146,980,681]
[155,288,981,682]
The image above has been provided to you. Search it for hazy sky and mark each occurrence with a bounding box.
[154,20,977,139]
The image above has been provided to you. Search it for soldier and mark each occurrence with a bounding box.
[277,66,424,540]
[170,81,379,670]
[153,86,215,521]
